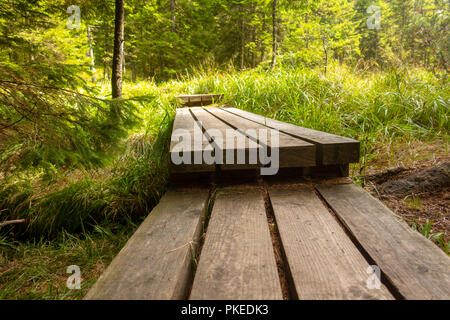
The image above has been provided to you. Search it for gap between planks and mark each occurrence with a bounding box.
[203,107,316,169]
[265,182,394,300]
[219,106,359,166]
[84,187,210,300]
[189,184,283,300]
[316,183,450,300]
[189,107,260,171]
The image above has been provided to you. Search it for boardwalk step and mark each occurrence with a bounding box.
[205,108,315,169]
[221,106,360,165]
[170,106,359,177]
[316,183,450,300]
[170,107,318,175]
[190,185,283,300]
[176,94,224,107]
[86,181,450,300]
[85,187,210,300]
[268,184,393,300]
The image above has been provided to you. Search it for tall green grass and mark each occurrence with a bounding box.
[1,63,448,240]
[0,220,137,299]
[173,62,449,169]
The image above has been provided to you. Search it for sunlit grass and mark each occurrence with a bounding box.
[0,63,448,299]
[0,221,137,299]
[168,62,448,175]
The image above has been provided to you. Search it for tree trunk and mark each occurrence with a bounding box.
[260,13,266,64]
[131,62,137,83]
[171,0,176,32]
[271,0,277,70]
[322,38,328,76]
[111,0,124,99]
[251,27,256,68]
[87,26,96,82]
[240,5,245,70]
[123,40,126,74]
[240,22,245,69]
[305,14,309,49]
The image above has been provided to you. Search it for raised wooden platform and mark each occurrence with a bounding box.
[85,106,450,300]
[176,94,224,107]
[169,106,359,177]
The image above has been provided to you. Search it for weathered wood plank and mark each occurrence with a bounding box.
[206,108,316,169]
[176,94,224,107]
[221,107,359,165]
[316,183,450,300]
[84,187,210,300]
[189,107,260,171]
[190,186,283,300]
[170,108,215,173]
[268,184,393,300]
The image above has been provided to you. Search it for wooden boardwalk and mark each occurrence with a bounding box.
[176,94,224,107]
[86,104,450,300]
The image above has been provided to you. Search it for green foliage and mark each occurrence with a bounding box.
[0,108,173,238]
[412,219,449,255]
[0,221,137,299]
[0,1,145,174]
[404,196,423,210]
[2,0,448,83]
[354,0,449,70]
[282,0,360,67]
[0,78,143,173]
[78,0,448,81]
[0,0,91,88]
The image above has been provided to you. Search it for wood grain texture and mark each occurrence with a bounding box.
[268,184,393,300]
[84,188,210,300]
[221,107,359,165]
[316,183,450,300]
[205,107,316,168]
[190,107,260,171]
[176,94,223,106]
[170,108,215,173]
[190,186,283,300]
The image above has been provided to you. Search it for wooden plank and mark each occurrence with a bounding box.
[221,107,359,165]
[268,184,393,300]
[316,183,450,300]
[170,108,215,173]
[190,186,283,300]
[205,107,316,168]
[176,94,224,106]
[84,187,210,300]
[189,107,260,171]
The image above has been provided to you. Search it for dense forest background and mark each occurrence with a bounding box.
[0,0,448,299]
[2,0,448,82]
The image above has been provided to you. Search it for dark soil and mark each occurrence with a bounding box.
[260,183,292,300]
[364,161,450,244]
[378,162,449,197]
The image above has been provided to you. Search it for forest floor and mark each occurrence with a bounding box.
[360,139,449,250]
